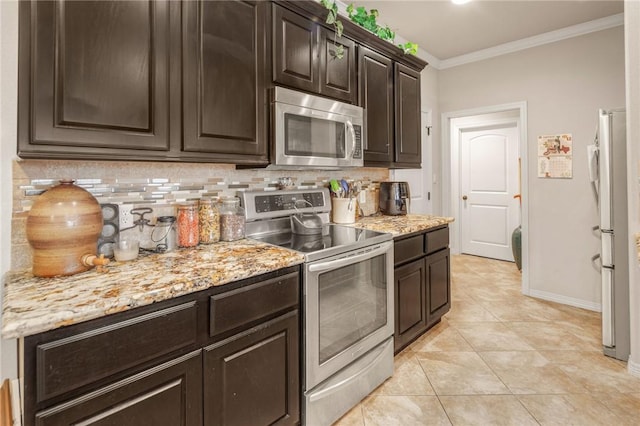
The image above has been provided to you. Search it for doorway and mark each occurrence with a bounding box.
[442,102,529,294]
[460,121,519,261]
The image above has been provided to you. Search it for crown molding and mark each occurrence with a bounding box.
[436,13,624,70]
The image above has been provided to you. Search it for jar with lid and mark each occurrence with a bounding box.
[198,198,220,244]
[151,216,177,252]
[176,203,199,247]
[219,197,245,241]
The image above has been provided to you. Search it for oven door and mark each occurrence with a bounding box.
[304,240,394,390]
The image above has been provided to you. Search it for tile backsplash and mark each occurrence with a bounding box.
[11,159,389,270]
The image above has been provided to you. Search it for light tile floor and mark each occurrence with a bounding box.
[333,254,640,425]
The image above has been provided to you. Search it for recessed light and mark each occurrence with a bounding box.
[452,0,472,5]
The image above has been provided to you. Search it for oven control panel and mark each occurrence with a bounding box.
[240,188,331,221]
[254,192,325,213]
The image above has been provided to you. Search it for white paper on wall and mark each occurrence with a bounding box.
[538,134,573,178]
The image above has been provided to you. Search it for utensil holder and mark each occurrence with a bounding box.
[332,198,356,224]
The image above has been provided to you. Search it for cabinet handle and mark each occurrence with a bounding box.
[462,195,468,200]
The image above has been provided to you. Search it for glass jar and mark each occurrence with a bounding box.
[151,216,177,252]
[176,203,199,247]
[219,197,245,241]
[198,198,220,244]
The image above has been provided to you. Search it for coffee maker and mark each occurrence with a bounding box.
[379,182,410,215]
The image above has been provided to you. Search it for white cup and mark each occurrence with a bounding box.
[332,198,356,224]
[113,238,139,262]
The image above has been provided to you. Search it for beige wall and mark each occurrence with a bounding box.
[421,66,441,214]
[438,27,626,307]
[624,0,640,376]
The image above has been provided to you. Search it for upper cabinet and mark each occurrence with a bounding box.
[17,0,425,168]
[182,0,269,163]
[394,63,422,167]
[359,46,394,165]
[18,0,172,159]
[18,0,269,166]
[273,4,357,104]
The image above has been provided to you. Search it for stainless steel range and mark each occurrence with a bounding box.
[240,188,394,426]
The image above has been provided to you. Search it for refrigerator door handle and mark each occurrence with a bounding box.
[602,266,615,348]
[601,231,614,267]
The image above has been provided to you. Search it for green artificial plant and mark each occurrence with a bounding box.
[321,1,419,57]
[321,0,345,59]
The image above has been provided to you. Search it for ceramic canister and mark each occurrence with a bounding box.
[26,180,103,277]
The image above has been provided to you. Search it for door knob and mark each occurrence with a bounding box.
[462,195,468,200]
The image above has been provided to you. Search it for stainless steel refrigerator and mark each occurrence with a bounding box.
[591,108,630,361]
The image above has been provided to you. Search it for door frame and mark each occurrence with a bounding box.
[441,102,530,295]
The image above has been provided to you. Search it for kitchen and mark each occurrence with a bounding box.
[2,0,640,425]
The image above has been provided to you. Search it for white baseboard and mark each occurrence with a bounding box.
[526,289,601,312]
[629,358,640,378]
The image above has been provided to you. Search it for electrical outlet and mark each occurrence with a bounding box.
[119,204,134,230]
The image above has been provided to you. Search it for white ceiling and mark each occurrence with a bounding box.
[355,0,623,61]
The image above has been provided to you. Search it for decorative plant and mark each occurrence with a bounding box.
[321,1,419,57]
[321,0,345,59]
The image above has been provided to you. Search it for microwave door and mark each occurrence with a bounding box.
[273,103,354,168]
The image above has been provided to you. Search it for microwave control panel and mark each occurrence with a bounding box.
[353,125,362,159]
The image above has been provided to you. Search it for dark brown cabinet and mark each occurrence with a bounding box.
[393,226,451,353]
[18,0,269,165]
[359,51,422,168]
[22,267,301,426]
[182,0,269,163]
[359,46,394,164]
[204,311,299,426]
[18,0,172,159]
[35,351,203,426]
[394,63,422,167]
[426,248,451,328]
[273,4,357,104]
[394,258,427,351]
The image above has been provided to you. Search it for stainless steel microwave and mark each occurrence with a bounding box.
[271,87,364,169]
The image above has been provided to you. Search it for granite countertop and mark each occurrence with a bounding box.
[346,214,454,237]
[1,240,304,340]
[2,214,453,340]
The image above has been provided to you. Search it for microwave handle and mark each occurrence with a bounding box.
[346,120,357,159]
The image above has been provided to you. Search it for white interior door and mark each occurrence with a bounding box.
[460,124,519,261]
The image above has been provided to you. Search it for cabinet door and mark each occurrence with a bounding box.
[273,4,318,93]
[394,258,427,353]
[426,248,451,327]
[394,63,422,166]
[203,311,300,426]
[319,28,357,104]
[18,0,171,158]
[359,46,394,165]
[182,0,268,163]
[34,351,202,426]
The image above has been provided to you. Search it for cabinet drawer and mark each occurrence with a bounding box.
[425,227,449,254]
[210,272,299,338]
[394,235,424,266]
[36,302,198,403]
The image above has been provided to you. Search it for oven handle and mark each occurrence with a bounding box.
[307,241,392,273]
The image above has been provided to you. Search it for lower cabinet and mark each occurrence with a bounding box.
[426,248,451,328]
[35,351,203,426]
[394,226,451,353]
[22,266,301,426]
[204,311,299,426]
[394,258,427,351]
